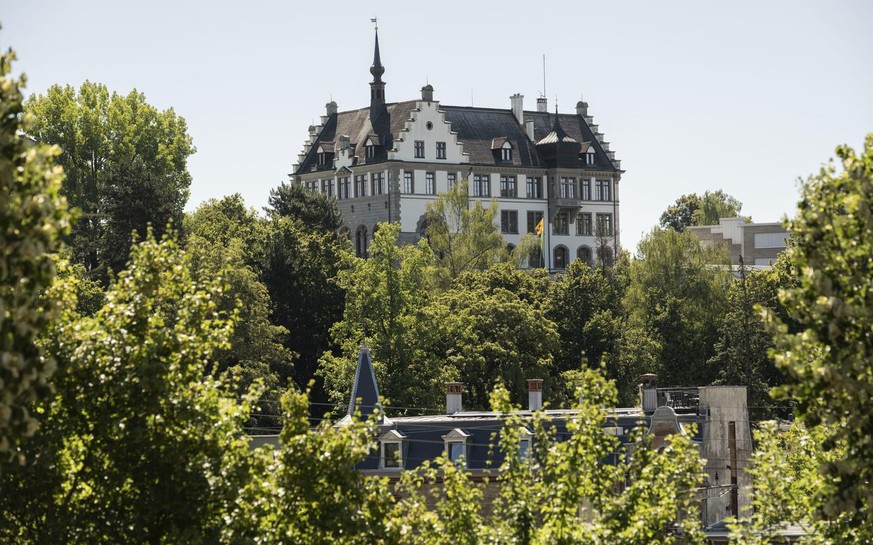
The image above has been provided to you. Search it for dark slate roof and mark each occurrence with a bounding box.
[295,103,618,174]
[440,106,541,167]
[346,346,382,420]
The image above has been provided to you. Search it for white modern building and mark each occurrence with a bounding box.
[688,217,790,269]
[291,30,624,271]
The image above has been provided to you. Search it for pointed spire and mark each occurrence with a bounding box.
[370,29,385,82]
[369,26,387,106]
[347,345,383,420]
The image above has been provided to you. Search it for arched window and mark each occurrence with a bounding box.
[585,147,596,166]
[554,246,568,270]
[355,225,368,258]
[529,247,543,269]
[598,245,614,267]
[577,246,592,265]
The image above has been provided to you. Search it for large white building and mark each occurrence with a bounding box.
[291,30,624,271]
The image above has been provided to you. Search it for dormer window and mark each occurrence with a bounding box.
[501,141,513,162]
[518,427,534,460]
[443,428,471,465]
[364,138,376,160]
[316,145,329,167]
[380,430,406,469]
[585,147,596,166]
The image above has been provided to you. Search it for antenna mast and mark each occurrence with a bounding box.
[542,54,547,98]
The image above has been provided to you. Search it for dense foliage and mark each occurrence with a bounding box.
[0,49,70,462]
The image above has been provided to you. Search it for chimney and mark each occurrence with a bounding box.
[421,83,434,102]
[446,382,463,414]
[536,96,548,112]
[575,99,588,117]
[639,373,658,413]
[527,379,543,411]
[326,100,338,116]
[525,120,535,141]
[510,93,524,125]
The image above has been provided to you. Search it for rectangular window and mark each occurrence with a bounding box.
[577,213,593,236]
[426,172,436,195]
[436,142,446,160]
[526,177,542,199]
[501,147,512,162]
[500,175,517,198]
[554,212,569,235]
[366,145,375,160]
[473,174,491,197]
[371,172,384,195]
[403,171,414,194]
[581,179,591,200]
[596,213,613,236]
[383,442,401,468]
[501,210,518,234]
[305,180,317,192]
[448,442,465,463]
[595,179,611,201]
[560,177,577,199]
[527,211,544,234]
[447,173,456,191]
[354,175,367,197]
[339,177,350,200]
[414,140,425,158]
[519,439,531,460]
[321,179,334,197]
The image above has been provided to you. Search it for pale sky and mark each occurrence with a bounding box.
[5,0,872,251]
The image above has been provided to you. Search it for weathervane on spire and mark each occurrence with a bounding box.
[371,16,378,31]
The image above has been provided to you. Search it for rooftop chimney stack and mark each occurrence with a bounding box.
[639,373,658,413]
[421,83,434,102]
[510,93,524,125]
[527,379,543,411]
[337,134,350,153]
[525,120,535,140]
[326,100,338,116]
[536,96,548,112]
[575,98,588,117]
[446,382,463,414]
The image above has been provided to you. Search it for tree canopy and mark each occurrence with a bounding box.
[659,190,747,231]
[25,81,195,280]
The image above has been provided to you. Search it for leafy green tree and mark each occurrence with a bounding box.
[230,389,396,545]
[261,215,348,401]
[25,81,194,280]
[0,48,70,462]
[319,222,445,412]
[435,273,560,409]
[764,134,873,539]
[267,181,343,232]
[185,196,293,423]
[659,190,746,231]
[102,158,183,274]
[425,179,509,286]
[708,255,797,418]
[730,421,844,545]
[547,259,628,378]
[0,236,258,544]
[623,228,732,386]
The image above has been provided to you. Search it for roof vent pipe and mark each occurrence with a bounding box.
[528,379,543,411]
[446,382,463,414]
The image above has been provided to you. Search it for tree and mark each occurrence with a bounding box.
[267,181,343,232]
[425,179,510,286]
[25,81,194,281]
[659,190,746,232]
[261,215,348,402]
[318,222,446,412]
[763,134,873,539]
[102,158,183,274]
[623,228,732,386]
[185,196,294,425]
[0,47,70,462]
[0,236,258,544]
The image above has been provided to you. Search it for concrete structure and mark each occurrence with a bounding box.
[290,29,624,271]
[688,217,789,269]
